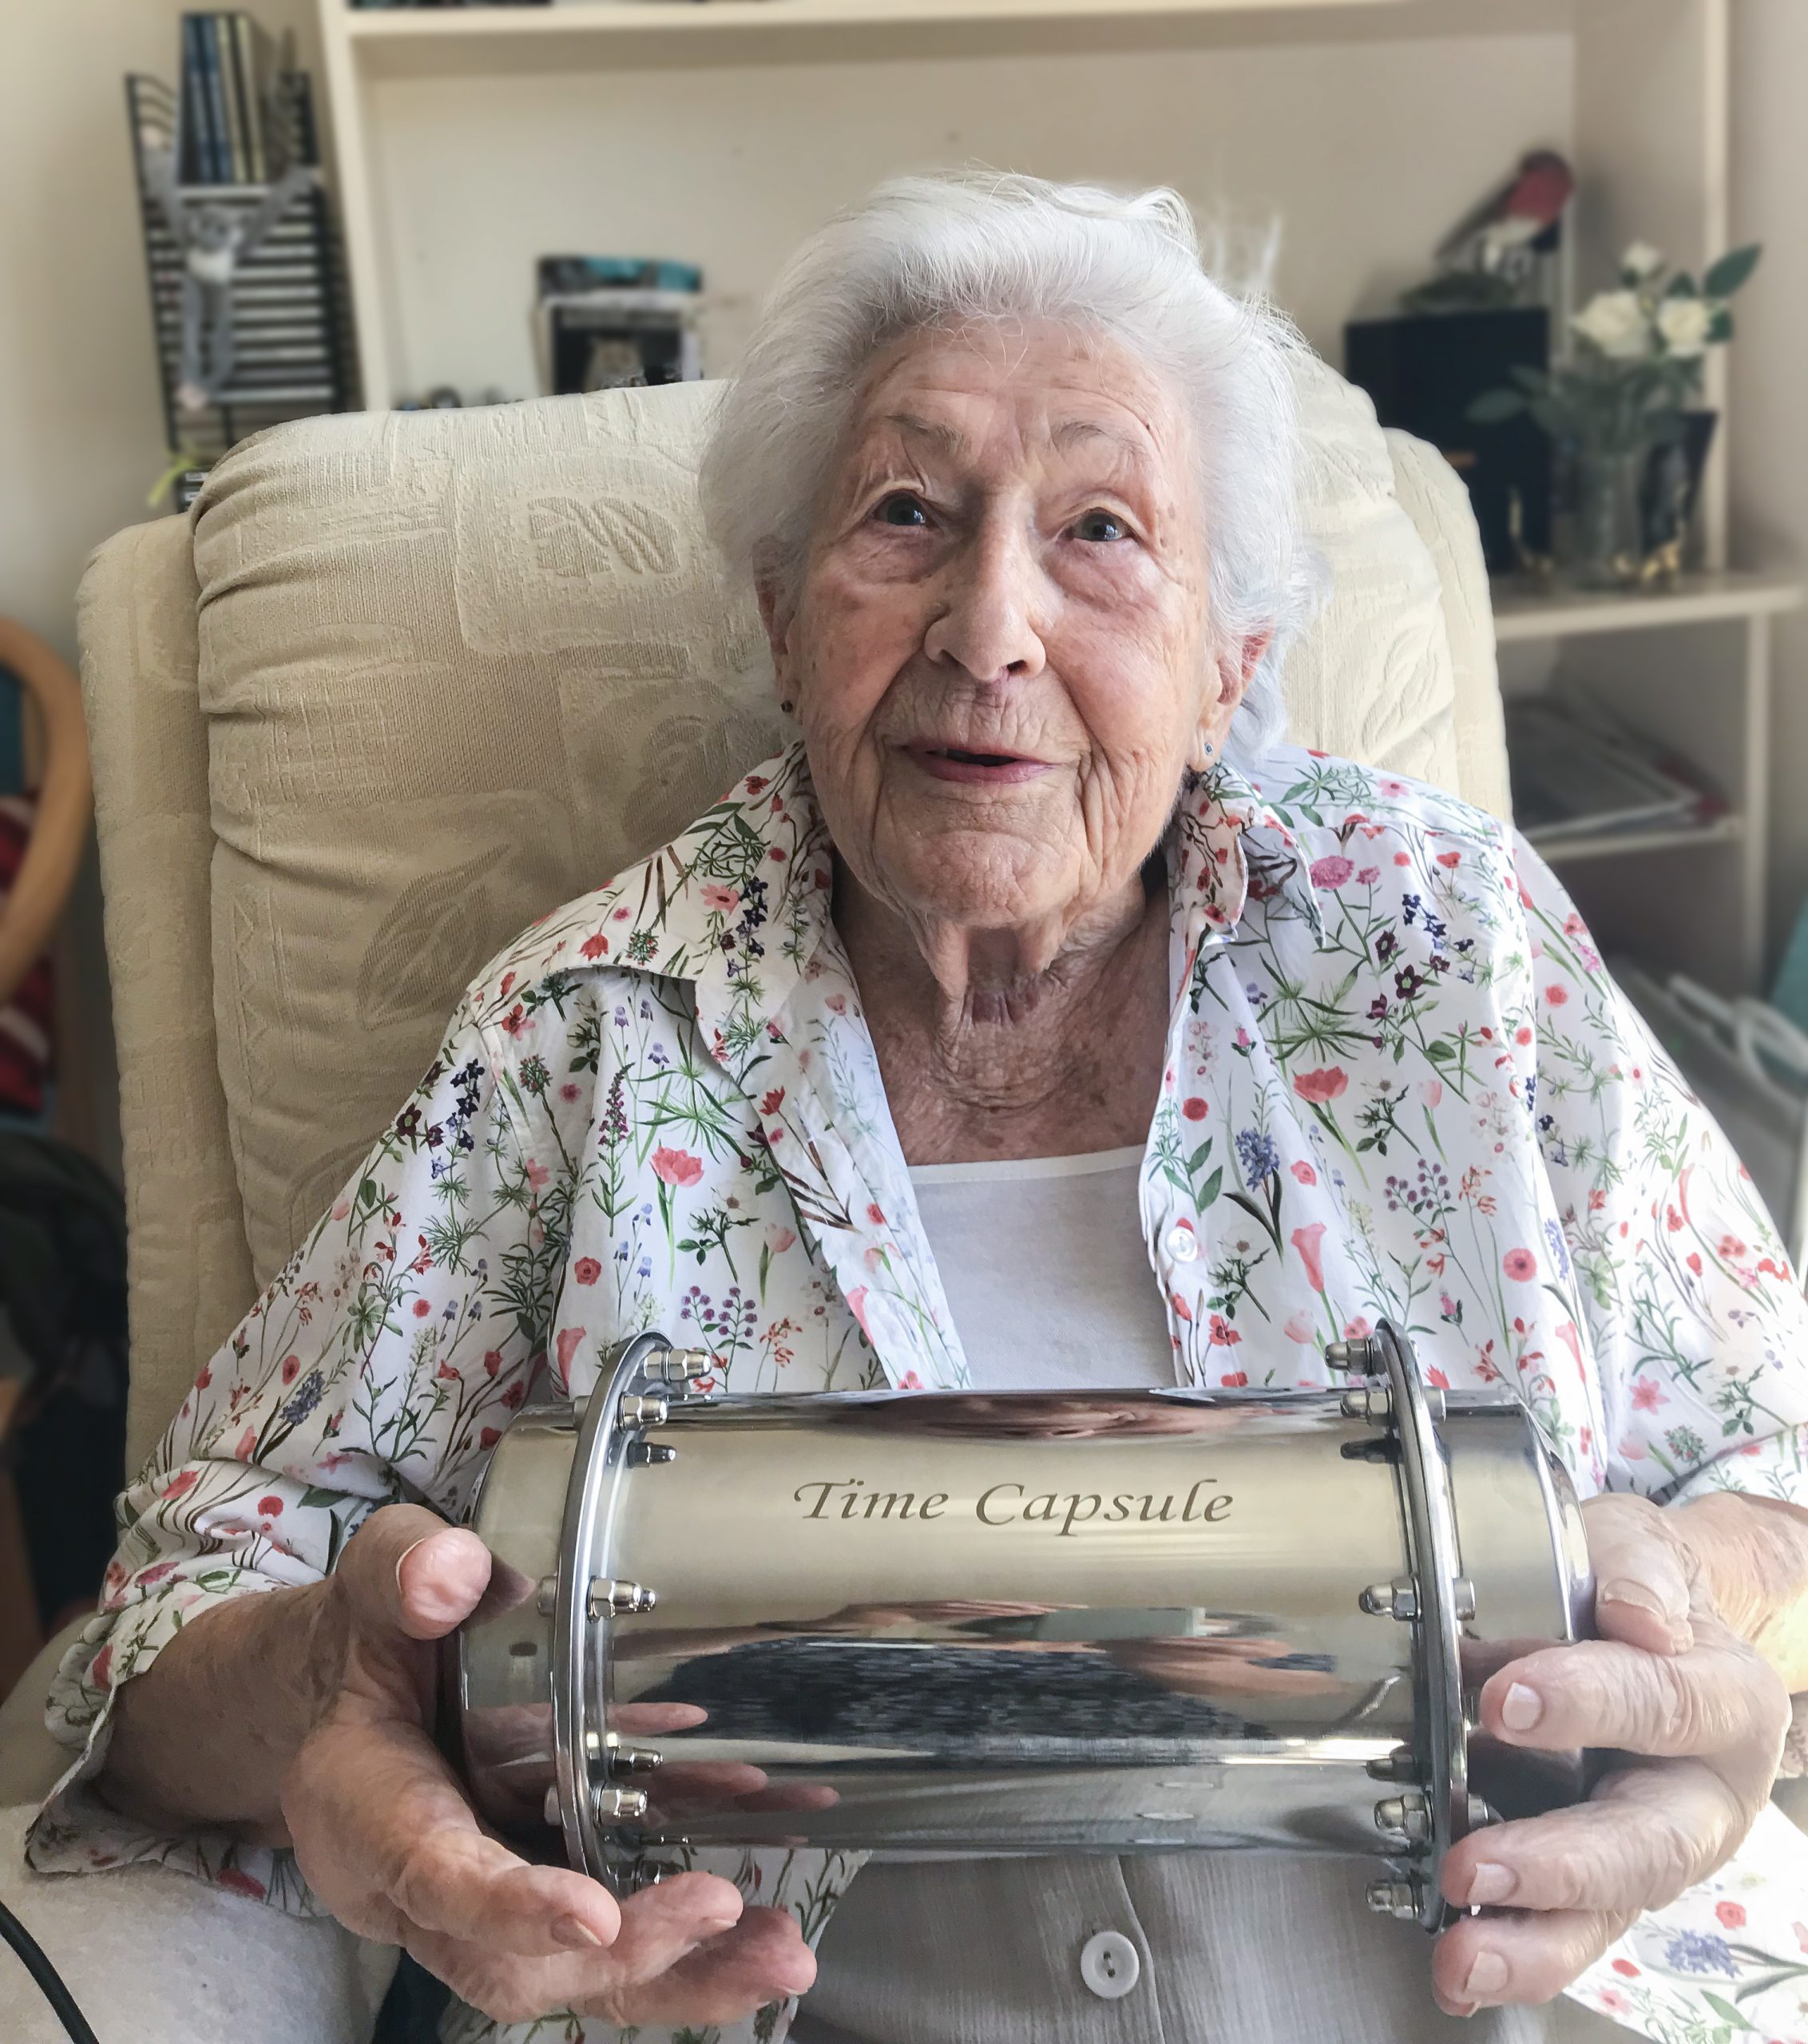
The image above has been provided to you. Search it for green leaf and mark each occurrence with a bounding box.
[1663,271,1699,299]
[1699,1991,1755,2032]
[1199,1167,1223,1209]
[1187,1139,1214,1175]
[1710,307,1735,343]
[359,1177,379,1210]
[1703,243,1762,299]
[299,1486,346,1509]
[1466,388,1528,425]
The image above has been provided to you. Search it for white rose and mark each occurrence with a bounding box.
[1572,289,1651,361]
[1655,295,1714,358]
[1621,240,1665,283]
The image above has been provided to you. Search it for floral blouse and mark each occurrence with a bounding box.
[31,741,1808,2044]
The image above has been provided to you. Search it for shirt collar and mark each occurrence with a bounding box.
[560,738,1318,1021]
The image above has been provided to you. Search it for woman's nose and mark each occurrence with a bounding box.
[922,525,1047,683]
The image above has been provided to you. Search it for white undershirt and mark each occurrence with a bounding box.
[907,1147,1176,1389]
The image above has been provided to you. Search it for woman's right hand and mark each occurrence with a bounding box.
[282,1503,816,2027]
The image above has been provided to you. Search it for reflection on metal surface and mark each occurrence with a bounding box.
[450,1324,1592,1931]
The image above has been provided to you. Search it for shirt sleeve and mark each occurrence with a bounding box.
[1517,837,1808,1509]
[26,997,576,1905]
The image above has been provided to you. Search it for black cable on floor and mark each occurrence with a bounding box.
[0,1891,101,2044]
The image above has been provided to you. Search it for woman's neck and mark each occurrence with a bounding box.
[834,858,1172,1166]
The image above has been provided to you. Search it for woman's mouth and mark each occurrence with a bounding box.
[905,743,1053,786]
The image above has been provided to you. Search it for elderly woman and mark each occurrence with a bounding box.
[30,176,1808,2044]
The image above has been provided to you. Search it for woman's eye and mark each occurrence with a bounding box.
[873,492,930,529]
[1073,509,1128,543]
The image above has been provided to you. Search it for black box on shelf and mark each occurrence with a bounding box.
[1344,308,1551,572]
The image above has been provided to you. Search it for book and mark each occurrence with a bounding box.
[1505,687,1715,846]
[179,15,216,184]
[198,15,232,182]
[216,12,249,183]
[232,13,268,182]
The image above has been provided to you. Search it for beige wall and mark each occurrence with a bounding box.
[0,0,321,658]
[1731,0,1808,972]
[0,0,319,1172]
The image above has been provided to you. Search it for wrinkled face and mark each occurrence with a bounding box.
[763,322,1248,940]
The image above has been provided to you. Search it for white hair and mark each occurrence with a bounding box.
[699,170,1319,763]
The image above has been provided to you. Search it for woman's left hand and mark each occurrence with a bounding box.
[1433,1492,1791,2015]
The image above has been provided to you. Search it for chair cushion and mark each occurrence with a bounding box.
[192,369,1472,1289]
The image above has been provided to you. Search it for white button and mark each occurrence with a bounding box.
[1164,1223,1199,1263]
[1079,1929,1141,2000]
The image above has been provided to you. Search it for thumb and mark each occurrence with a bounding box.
[339,1502,494,1643]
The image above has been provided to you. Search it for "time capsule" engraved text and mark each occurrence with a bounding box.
[791,1477,1234,1538]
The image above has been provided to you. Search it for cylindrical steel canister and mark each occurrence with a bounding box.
[452,1325,1592,1930]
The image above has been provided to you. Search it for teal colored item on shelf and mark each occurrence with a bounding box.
[1771,890,1808,1037]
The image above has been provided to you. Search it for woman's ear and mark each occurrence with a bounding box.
[1187,629,1274,773]
[756,580,799,716]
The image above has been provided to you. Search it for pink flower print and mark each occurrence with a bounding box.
[1344,1316,1372,1339]
[1357,866,1380,885]
[257,1495,283,1517]
[554,1325,586,1388]
[826,992,847,1016]
[1169,1291,1194,1323]
[280,1353,300,1384]
[1715,1901,1747,1929]
[91,1644,113,1689]
[1219,1369,1248,1386]
[1291,1222,1327,1293]
[1502,1247,1537,1281]
[1595,1991,1629,2017]
[1292,1067,1348,1104]
[525,1158,549,1190]
[613,905,630,921]
[483,1349,502,1377]
[234,1427,256,1460]
[652,1146,703,1187]
[161,1470,200,1501]
[898,1370,923,1389]
[573,1256,602,1286]
[1283,1311,1316,1344]
[1182,1095,1209,1121]
[759,1087,786,1116]
[331,1198,351,1221]
[766,1223,797,1255]
[1207,1313,1241,1347]
[501,1379,526,1410]
[1420,1079,1443,1108]
[580,933,609,960]
[1545,983,1569,1006]
[1436,850,1461,869]
[866,1202,886,1226]
[845,1285,872,1340]
[216,1868,267,1902]
[499,973,516,1000]
[413,1298,432,1318]
[700,884,741,915]
[436,1360,458,1380]
[480,1425,501,1451]
[1308,854,1354,889]
[1630,1377,1667,1412]
[1290,1160,1316,1185]
[1612,1959,1640,1979]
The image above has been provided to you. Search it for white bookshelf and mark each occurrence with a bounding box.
[1497,572,1804,994]
[312,0,1799,988]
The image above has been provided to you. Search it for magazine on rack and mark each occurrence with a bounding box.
[1505,686,1719,846]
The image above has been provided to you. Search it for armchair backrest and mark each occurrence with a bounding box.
[77,367,1506,1470]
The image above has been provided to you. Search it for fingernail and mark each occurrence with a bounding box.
[1461,1951,1509,2002]
[1501,1682,1542,1732]
[1600,1577,1683,1631]
[553,1915,604,1950]
[1465,1861,1516,1906]
[394,1537,428,1595]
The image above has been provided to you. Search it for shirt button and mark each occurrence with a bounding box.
[1079,1929,1141,2000]
[1164,1223,1199,1263]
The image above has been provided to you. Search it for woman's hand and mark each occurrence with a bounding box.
[1432,1493,1790,2015]
[282,1503,816,2027]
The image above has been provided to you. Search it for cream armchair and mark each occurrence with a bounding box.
[0,364,1505,2039]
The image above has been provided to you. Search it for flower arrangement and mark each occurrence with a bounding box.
[1469,240,1760,456]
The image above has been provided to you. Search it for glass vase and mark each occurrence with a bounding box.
[1562,446,1647,590]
